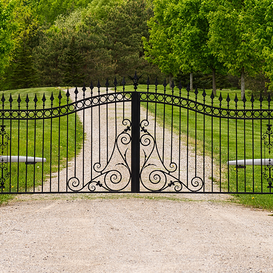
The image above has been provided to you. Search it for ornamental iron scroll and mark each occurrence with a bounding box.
[67,118,204,193]
[262,124,273,188]
[139,119,204,192]
[67,119,132,192]
[0,125,10,189]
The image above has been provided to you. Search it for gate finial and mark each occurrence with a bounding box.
[129,71,142,91]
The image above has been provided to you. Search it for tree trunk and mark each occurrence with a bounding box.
[190,73,193,91]
[241,67,245,100]
[212,69,216,96]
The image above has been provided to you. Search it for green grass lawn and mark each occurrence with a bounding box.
[0,87,83,204]
[121,84,273,210]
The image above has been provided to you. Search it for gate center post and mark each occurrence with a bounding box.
[131,92,140,193]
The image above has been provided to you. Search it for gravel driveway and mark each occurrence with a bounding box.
[1,194,273,273]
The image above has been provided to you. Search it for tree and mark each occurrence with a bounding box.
[143,0,225,93]
[2,1,41,89]
[0,0,15,78]
[170,0,225,94]
[252,0,273,92]
[207,0,263,99]
[33,10,115,86]
[142,0,180,85]
[94,0,158,78]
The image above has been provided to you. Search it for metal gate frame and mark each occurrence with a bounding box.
[1,74,273,194]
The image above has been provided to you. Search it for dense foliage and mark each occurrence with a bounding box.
[143,0,273,98]
[0,0,161,90]
[0,0,15,77]
[1,0,273,95]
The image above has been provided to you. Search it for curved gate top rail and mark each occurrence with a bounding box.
[0,84,273,120]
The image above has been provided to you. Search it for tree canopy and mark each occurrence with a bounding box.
[2,0,273,95]
[143,0,273,97]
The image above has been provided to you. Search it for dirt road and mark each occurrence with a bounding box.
[0,194,273,272]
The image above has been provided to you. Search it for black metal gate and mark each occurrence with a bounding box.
[1,75,273,194]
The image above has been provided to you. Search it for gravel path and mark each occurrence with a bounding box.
[1,197,273,272]
[1,88,273,272]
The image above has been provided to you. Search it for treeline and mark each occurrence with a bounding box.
[1,0,273,96]
[0,0,162,90]
[143,0,273,99]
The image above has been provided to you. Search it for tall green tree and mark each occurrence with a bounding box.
[252,0,273,92]
[33,10,114,86]
[3,1,41,89]
[91,0,158,78]
[207,0,263,99]
[171,0,224,94]
[143,0,225,93]
[142,0,180,85]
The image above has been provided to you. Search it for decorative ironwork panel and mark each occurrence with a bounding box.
[67,119,132,192]
[0,125,10,189]
[262,124,273,188]
[139,120,204,192]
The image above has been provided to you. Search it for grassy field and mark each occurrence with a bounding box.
[0,87,83,204]
[122,84,273,210]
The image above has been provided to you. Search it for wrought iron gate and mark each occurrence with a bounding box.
[1,75,273,194]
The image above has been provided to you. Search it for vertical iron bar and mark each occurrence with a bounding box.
[260,96,263,192]
[186,86,190,187]
[90,85,94,186]
[203,90,206,192]
[235,95,238,192]
[17,95,21,192]
[146,78,149,121]
[105,81,109,166]
[195,88,198,178]
[131,92,140,193]
[1,95,5,192]
[58,92,62,192]
[49,93,54,192]
[162,80,167,163]
[211,92,214,192]
[33,95,37,193]
[74,87,78,178]
[227,95,230,192]
[82,86,86,186]
[66,89,70,192]
[42,94,46,193]
[122,77,126,121]
[243,96,246,192]
[114,79,117,140]
[268,96,271,193]
[98,83,101,168]
[251,96,255,192]
[154,78,158,144]
[9,95,13,192]
[171,82,174,170]
[25,96,29,192]
[219,94,223,192]
[178,84,182,183]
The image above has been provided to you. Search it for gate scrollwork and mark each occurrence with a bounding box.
[139,119,204,192]
[67,119,132,192]
[0,125,10,190]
